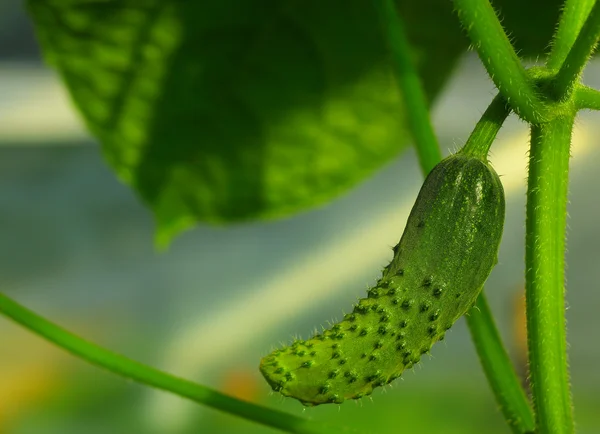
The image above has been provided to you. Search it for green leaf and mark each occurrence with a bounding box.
[26,0,565,244]
[26,0,465,244]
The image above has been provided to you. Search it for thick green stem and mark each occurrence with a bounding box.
[526,115,575,434]
[546,0,597,71]
[466,295,535,434]
[459,92,510,160]
[452,0,549,123]
[0,293,350,434]
[552,1,600,100]
[375,0,441,176]
[574,84,600,110]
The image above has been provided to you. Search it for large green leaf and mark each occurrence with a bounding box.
[26,0,464,244]
[26,0,561,244]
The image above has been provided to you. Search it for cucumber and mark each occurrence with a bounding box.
[259,153,505,406]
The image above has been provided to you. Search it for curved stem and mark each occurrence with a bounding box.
[546,0,597,71]
[374,0,441,176]
[460,93,535,434]
[379,19,533,421]
[553,1,600,100]
[526,115,575,434]
[452,0,549,123]
[0,293,351,434]
[574,84,600,110]
[466,294,535,434]
[459,92,511,160]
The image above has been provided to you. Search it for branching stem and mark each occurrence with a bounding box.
[453,0,549,123]
[552,1,600,100]
[574,84,600,110]
[547,0,597,71]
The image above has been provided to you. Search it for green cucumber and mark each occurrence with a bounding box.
[259,152,505,406]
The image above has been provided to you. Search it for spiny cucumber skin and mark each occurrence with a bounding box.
[260,153,505,407]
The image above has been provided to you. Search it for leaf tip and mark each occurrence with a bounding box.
[154,214,196,251]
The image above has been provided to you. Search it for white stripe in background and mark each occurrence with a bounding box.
[0,64,88,144]
[144,117,596,431]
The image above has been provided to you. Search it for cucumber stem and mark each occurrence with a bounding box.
[459,93,510,160]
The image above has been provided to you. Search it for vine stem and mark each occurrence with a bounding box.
[466,296,535,434]
[452,0,549,123]
[526,115,575,434]
[460,93,535,434]
[0,293,350,434]
[546,0,597,71]
[552,0,600,100]
[374,0,441,176]
[574,84,600,110]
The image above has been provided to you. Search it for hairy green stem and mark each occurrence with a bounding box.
[374,0,441,176]
[459,93,511,160]
[553,1,600,99]
[547,0,597,71]
[461,93,535,434]
[574,84,600,110]
[452,0,549,123]
[466,295,535,434]
[0,293,351,434]
[526,115,575,434]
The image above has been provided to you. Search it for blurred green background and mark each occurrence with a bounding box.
[1,2,600,434]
